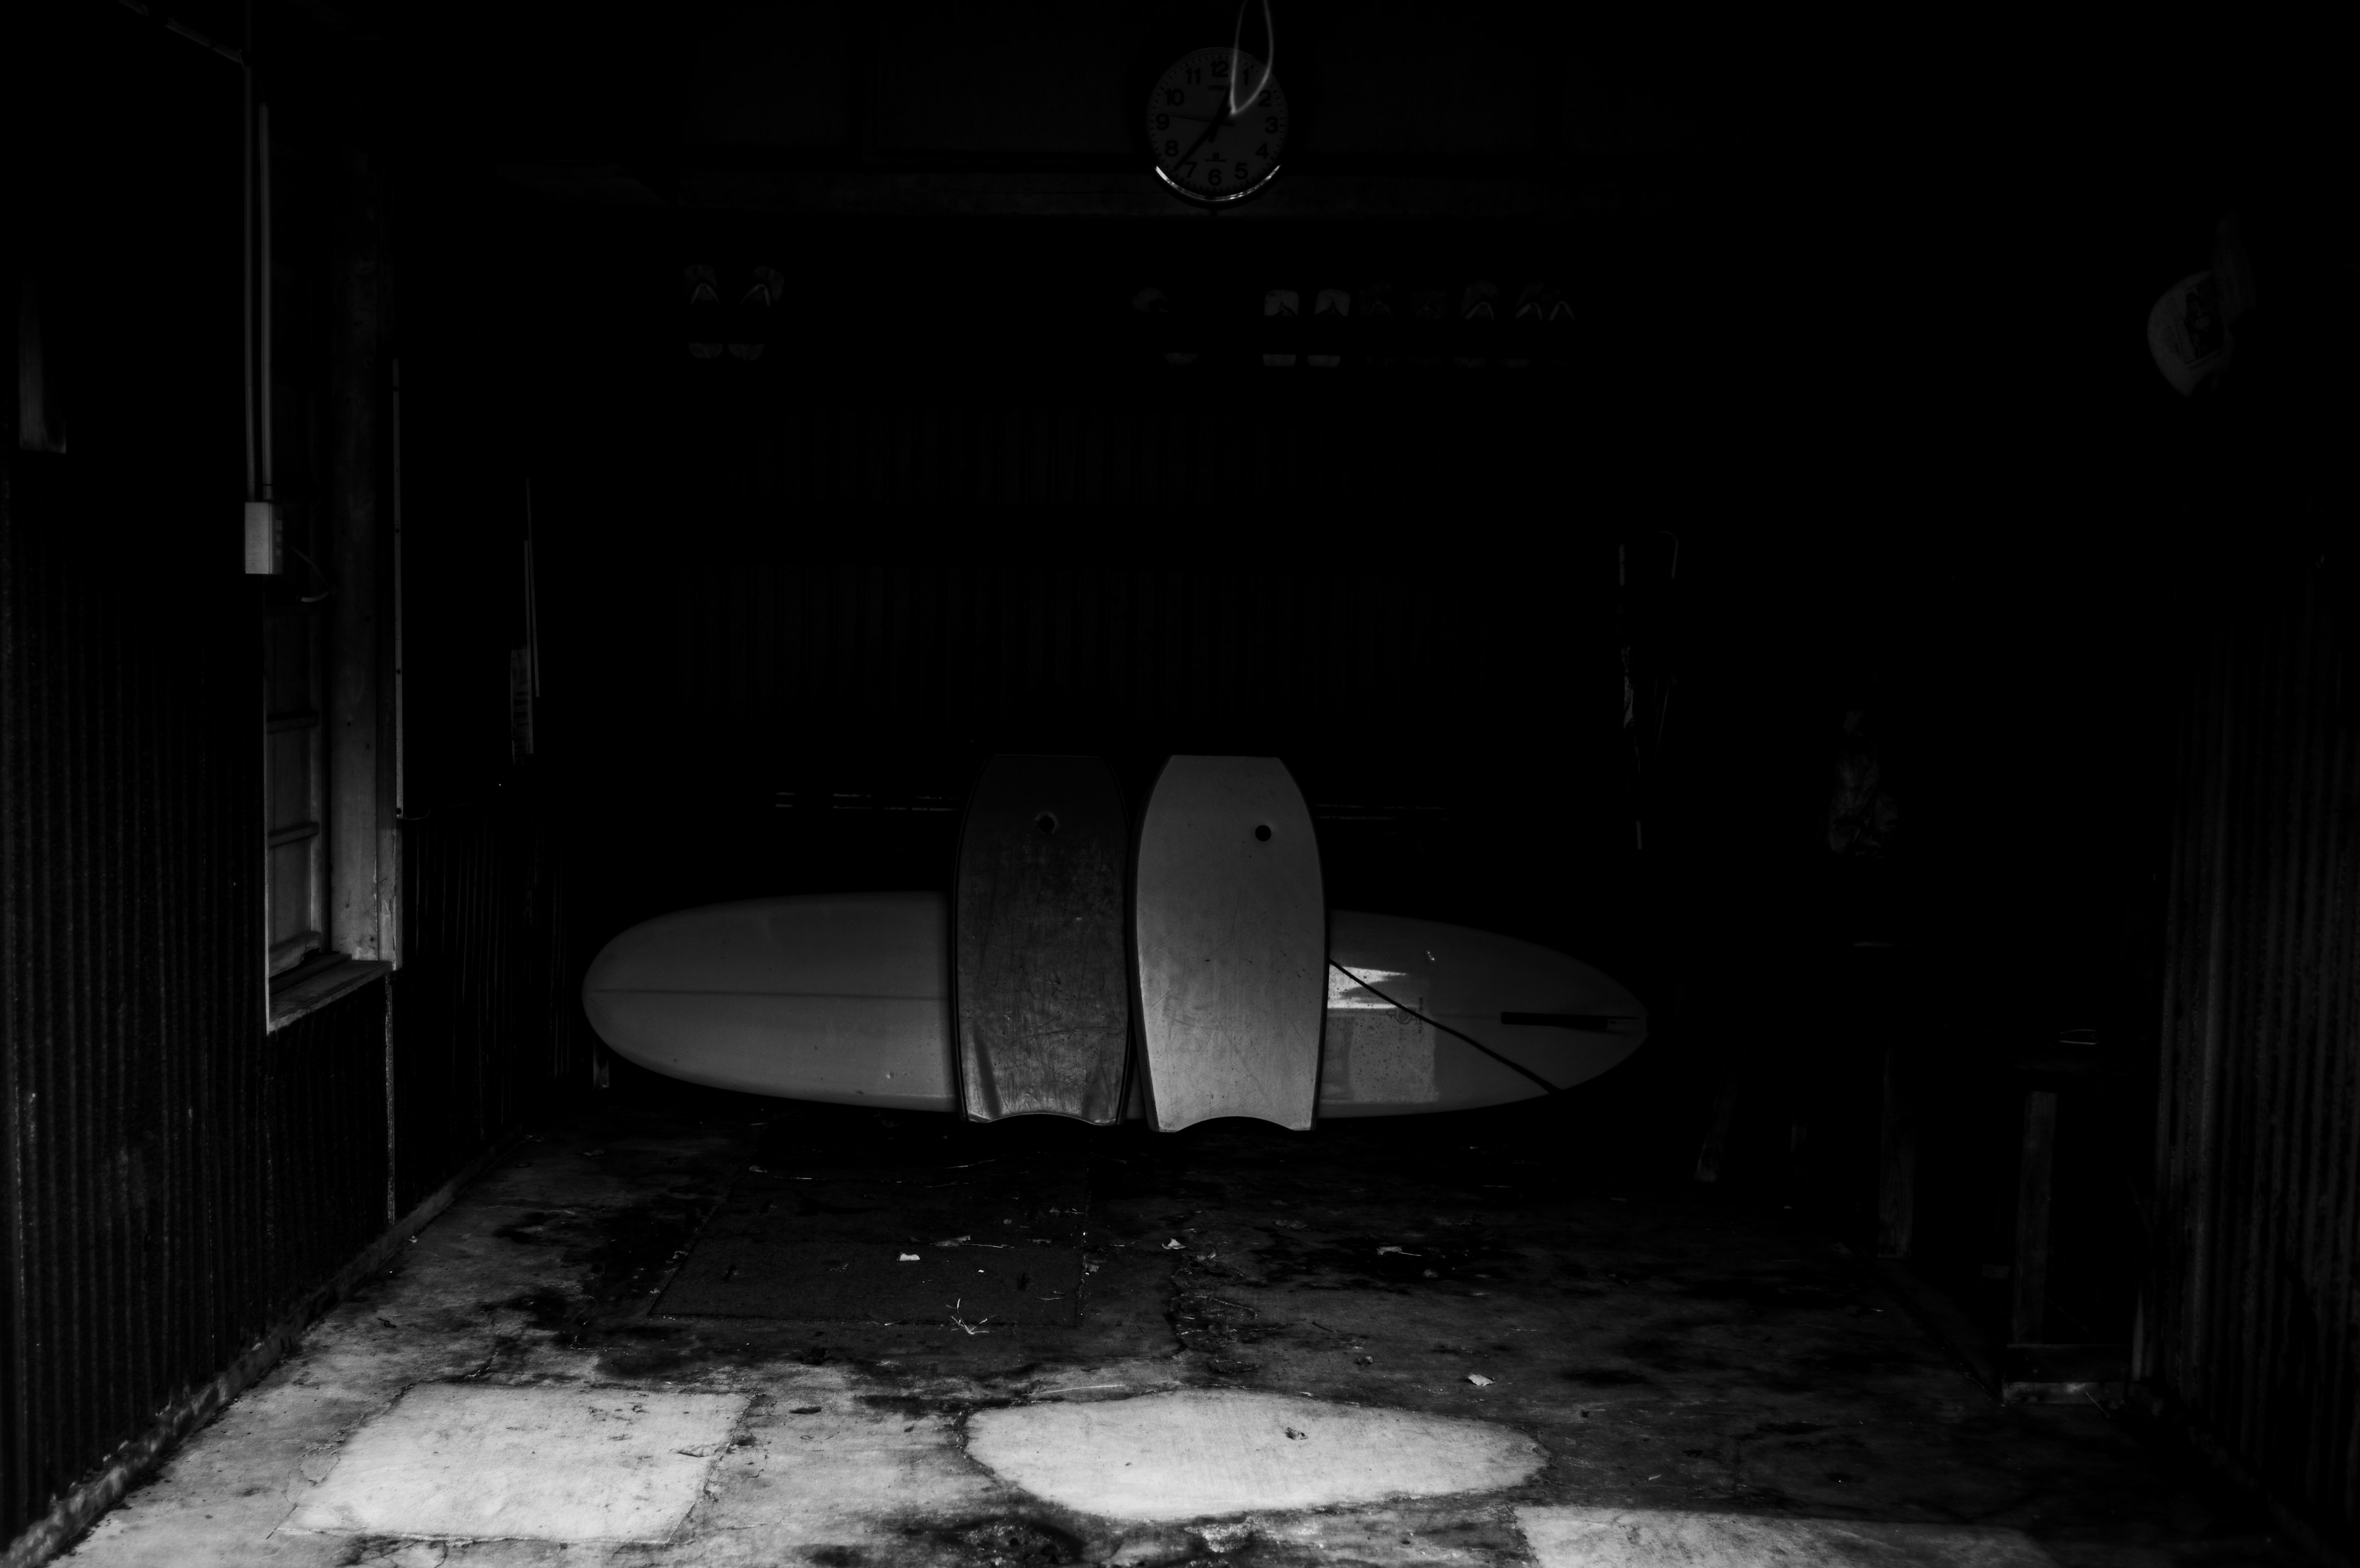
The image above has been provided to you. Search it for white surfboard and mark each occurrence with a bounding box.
[581,896,1648,1118]
[1320,910,1646,1116]
[580,892,953,1109]
[1131,756,1326,1132]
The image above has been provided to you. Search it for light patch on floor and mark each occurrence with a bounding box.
[965,1388,1541,1521]
[1516,1507,2058,1567]
[683,1382,1008,1551]
[283,1382,748,1545]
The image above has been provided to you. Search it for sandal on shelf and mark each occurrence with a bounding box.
[1456,279,1499,369]
[1309,287,1349,367]
[1407,286,1449,368]
[1543,290,1576,370]
[684,264,723,359]
[1263,288,1300,367]
[1503,282,1546,369]
[730,265,785,361]
[1133,286,1198,366]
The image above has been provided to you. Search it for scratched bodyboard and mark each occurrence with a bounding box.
[953,755,1133,1124]
[1132,755,1326,1132]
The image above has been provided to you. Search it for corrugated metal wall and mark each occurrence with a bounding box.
[0,460,305,1544]
[1,6,585,1544]
[266,992,398,1311]
[0,474,570,1545]
[670,560,1482,754]
[1,421,568,1563]
[2150,562,2360,1556]
[394,798,576,1213]
[635,554,1645,917]
[701,394,1576,513]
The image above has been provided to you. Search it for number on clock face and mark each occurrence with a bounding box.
[1147,47,1286,203]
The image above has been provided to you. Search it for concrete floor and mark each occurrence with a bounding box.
[65,1094,2297,1568]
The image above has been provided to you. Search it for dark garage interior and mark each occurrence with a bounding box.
[3,4,2353,1565]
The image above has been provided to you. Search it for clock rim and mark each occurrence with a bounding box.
[1152,162,1284,206]
[1147,46,1287,206]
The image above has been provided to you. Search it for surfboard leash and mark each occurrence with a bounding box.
[1326,960,1565,1096]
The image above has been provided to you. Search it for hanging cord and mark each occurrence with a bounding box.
[1227,0,1277,115]
[1328,960,1563,1096]
[285,545,332,604]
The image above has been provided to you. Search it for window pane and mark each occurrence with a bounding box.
[267,727,317,836]
[264,597,326,982]
[269,837,320,962]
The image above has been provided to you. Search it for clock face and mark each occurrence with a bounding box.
[1146,48,1287,203]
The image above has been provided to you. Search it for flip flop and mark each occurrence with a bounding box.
[1407,286,1448,368]
[1263,288,1300,367]
[1134,286,1198,366]
[684,264,723,359]
[1503,283,1546,369]
[1309,288,1349,367]
[1543,292,1576,370]
[1456,280,1499,369]
[729,265,785,361]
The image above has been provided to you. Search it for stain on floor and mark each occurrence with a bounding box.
[60,1096,2297,1567]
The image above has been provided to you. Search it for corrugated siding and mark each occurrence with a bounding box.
[0,479,569,1544]
[393,797,574,1213]
[0,463,277,1543]
[0,487,567,1559]
[671,561,1479,755]
[708,396,1570,513]
[1,7,575,1546]
[2150,565,2360,1553]
[266,992,395,1306]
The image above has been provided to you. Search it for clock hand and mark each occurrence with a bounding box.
[1165,74,1272,126]
[1167,84,1241,170]
[1170,111,1224,170]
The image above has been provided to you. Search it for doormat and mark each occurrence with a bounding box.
[658,1159,1088,1327]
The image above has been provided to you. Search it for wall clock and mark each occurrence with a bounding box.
[1147,47,1287,205]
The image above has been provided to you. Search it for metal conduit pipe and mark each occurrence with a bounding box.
[258,99,273,505]
[242,69,255,502]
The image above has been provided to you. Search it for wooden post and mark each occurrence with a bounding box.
[1876,1046,1916,1257]
[2012,1089,2059,1343]
[327,141,389,961]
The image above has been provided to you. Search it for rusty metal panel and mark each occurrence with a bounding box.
[2150,566,2360,1551]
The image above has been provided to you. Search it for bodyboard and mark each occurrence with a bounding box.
[953,754,1132,1123]
[1131,755,1325,1131]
